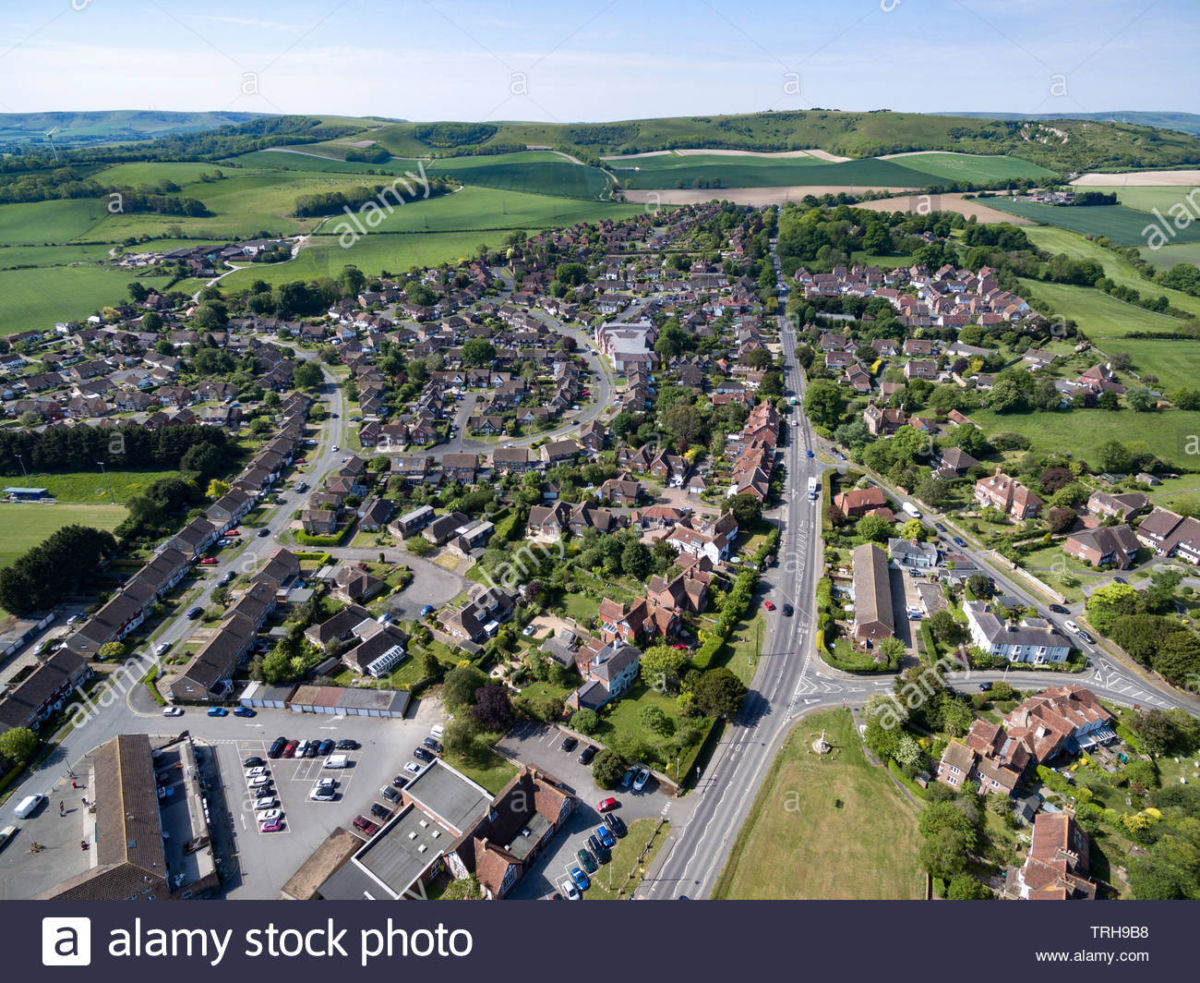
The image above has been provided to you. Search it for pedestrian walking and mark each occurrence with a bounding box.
[71,780,78,789]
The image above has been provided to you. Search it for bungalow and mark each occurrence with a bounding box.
[851,542,894,644]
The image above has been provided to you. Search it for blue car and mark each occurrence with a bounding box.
[595,825,615,849]
[569,866,590,892]
[207,707,228,717]
[419,605,435,617]
[806,449,814,458]
[233,707,256,718]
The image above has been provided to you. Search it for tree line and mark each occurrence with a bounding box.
[293,177,456,217]
[0,524,118,615]
[0,423,234,477]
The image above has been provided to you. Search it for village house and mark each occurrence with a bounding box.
[974,466,1043,520]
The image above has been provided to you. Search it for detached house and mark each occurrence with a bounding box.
[974,466,1043,520]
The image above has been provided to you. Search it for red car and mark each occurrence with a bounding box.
[281,740,298,758]
[763,600,776,611]
[227,529,240,536]
[200,557,218,565]
[353,815,379,836]
[597,797,618,813]
[295,458,307,465]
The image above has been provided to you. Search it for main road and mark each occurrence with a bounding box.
[640,222,1200,900]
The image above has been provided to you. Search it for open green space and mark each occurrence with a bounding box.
[1016,276,1183,341]
[971,403,1198,465]
[1087,185,1200,215]
[0,503,126,570]
[0,262,172,334]
[1140,240,1200,271]
[987,198,1200,245]
[584,818,670,900]
[0,198,111,245]
[616,153,938,190]
[0,470,176,504]
[427,152,613,199]
[888,152,1054,183]
[713,707,924,899]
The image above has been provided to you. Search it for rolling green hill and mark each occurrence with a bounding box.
[614,153,938,190]
[0,110,268,150]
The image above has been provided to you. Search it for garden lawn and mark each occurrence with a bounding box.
[0,502,126,569]
[712,707,924,899]
[443,747,517,796]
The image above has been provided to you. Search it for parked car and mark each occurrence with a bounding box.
[249,775,271,788]
[282,740,298,758]
[233,706,256,718]
[1077,629,1095,645]
[430,724,445,740]
[154,642,171,657]
[403,761,423,775]
[569,867,590,892]
[243,756,265,768]
[1064,620,1082,635]
[268,737,287,758]
[353,816,379,835]
[577,849,598,874]
[762,600,776,611]
[254,786,275,800]
[370,803,391,821]
[806,449,814,458]
[560,736,578,753]
[260,818,285,833]
[162,706,184,717]
[952,537,967,548]
[309,786,336,802]
[620,768,637,790]
[304,742,319,758]
[595,825,615,849]
[0,825,17,852]
[317,739,334,756]
[1049,604,1070,614]
[336,739,360,751]
[603,813,626,837]
[633,767,651,792]
[422,738,442,754]
[381,785,401,803]
[419,605,435,616]
[560,880,580,901]
[587,833,603,857]
[187,606,204,618]
[207,707,228,717]
[979,682,993,692]
[199,558,218,566]
[597,797,619,813]
[294,740,309,757]
[245,767,268,779]
[522,624,537,637]
[413,747,433,762]
[253,797,277,810]
[578,745,597,765]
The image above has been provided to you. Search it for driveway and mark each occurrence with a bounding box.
[495,720,688,899]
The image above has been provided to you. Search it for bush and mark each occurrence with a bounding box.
[570,708,600,735]
[592,749,627,789]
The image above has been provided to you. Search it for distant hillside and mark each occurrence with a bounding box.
[0,110,269,151]
[359,111,1200,173]
[943,111,1200,137]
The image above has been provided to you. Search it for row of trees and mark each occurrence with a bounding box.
[0,524,118,615]
[0,422,233,477]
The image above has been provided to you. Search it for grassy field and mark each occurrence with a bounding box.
[1022,227,1200,319]
[0,470,177,504]
[888,152,1054,183]
[970,404,1199,465]
[616,153,937,190]
[1017,276,1184,341]
[712,707,924,899]
[0,198,112,245]
[0,262,172,334]
[0,502,126,569]
[427,152,613,199]
[1140,241,1200,271]
[585,818,670,900]
[986,198,1200,246]
[1089,185,1200,215]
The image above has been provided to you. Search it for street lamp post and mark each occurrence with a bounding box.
[15,453,28,480]
[97,461,115,504]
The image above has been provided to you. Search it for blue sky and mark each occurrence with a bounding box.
[0,0,1196,120]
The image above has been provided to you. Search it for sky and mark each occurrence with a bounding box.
[0,0,1197,122]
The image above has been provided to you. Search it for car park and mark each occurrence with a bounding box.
[578,745,596,765]
[595,825,615,849]
[597,797,618,813]
[403,761,423,775]
[233,706,256,718]
[207,707,228,717]
[260,818,284,833]
[577,849,598,873]
[633,768,650,792]
[560,736,578,753]
[603,813,626,837]
[162,706,184,717]
[413,747,433,763]
[569,867,589,892]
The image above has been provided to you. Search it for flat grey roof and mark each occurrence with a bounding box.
[341,805,453,899]
[403,759,492,834]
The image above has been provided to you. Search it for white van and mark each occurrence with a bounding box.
[901,502,923,519]
[14,794,44,819]
[323,754,349,769]
[430,724,445,740]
